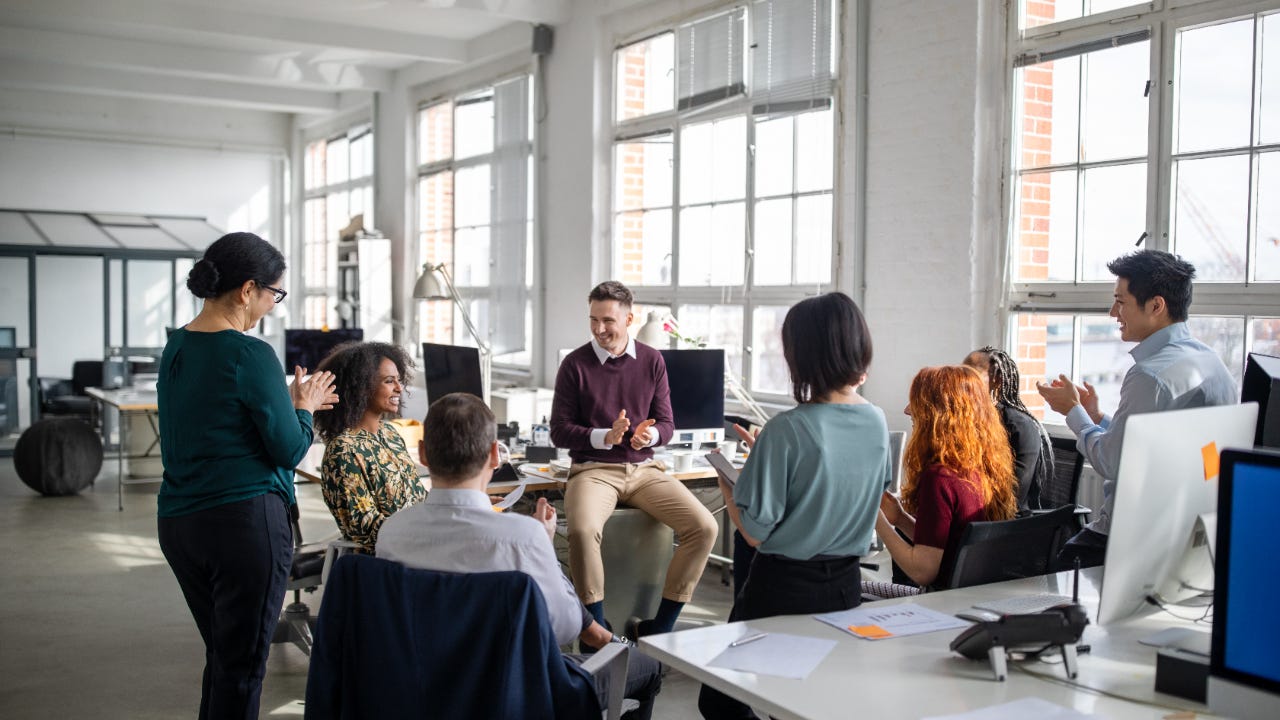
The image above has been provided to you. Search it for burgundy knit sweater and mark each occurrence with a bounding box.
[549,341,674,464]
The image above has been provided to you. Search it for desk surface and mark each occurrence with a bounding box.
[85,386,158,412]
[293,444,719,494]
[640,569,1210,720]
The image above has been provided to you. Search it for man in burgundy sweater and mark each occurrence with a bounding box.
[550,281,717,638]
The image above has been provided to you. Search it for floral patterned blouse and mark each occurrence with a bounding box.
[320,422,427,550]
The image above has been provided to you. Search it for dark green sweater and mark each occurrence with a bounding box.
[157,329,312,518]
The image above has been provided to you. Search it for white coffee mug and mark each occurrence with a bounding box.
[718,440,739,458]
[672,451,695,472]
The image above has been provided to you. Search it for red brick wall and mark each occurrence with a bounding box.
[618,44,655,286]
[1014,0,1057,417]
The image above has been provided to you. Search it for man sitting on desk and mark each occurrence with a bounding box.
[376,393,663,718]
[551,280,718,638]
[1036,250,1236,567]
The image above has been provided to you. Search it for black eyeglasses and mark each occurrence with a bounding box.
[257,282,287,304]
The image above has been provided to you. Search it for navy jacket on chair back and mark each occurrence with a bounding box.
[305,553,600,720]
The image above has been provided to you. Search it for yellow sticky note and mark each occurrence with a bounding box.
[849,624,893,640]
[1202,442,1220,481]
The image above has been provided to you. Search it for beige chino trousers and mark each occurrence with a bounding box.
[564,461,717,605]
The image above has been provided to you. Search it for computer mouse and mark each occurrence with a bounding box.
[954,609,1001,623]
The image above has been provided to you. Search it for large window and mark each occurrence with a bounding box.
[416,76,533,367]
[1007,0,1280,420]
[611,0,838,399]
[302,125,374,329]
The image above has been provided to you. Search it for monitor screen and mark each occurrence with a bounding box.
[422,342,483,405]
[1209,449,1280,717]
[1242,353,1280,449]
[660,349,725,434]
[284,329,364,372]
[1098,402,1258,626]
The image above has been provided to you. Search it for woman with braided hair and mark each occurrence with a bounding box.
[962,346,1055,511]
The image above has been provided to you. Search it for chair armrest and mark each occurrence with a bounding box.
[579,642,629,720]
[321,541,362,585]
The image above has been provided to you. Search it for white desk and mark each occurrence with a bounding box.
[640,569,1210,719]
[85,386,160,511]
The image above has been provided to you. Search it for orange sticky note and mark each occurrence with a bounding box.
[1201,442,1220,481]
[849,624,893,640]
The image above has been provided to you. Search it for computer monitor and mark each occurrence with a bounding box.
[1208,448,1280,719]
[1097,402,1258,626]
[659,348,725,445]
[422,342,483,406]
[284,328,363,372]
[1242,353,1280,449]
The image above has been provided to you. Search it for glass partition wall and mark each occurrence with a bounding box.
[0,210,217,454]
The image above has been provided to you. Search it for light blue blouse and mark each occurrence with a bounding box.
[735,402,891,560]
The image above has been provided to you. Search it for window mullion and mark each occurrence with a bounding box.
[1153,18,1175,254]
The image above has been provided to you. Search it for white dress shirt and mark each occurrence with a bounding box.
[1065,322,1237,534]
[587,337,659,451]
[376,488,585,646]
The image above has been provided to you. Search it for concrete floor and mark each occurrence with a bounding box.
[0,455,735,719]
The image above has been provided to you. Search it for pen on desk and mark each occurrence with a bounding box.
[729,632,768,648]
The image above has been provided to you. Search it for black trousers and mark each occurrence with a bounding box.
[158,493,293,720]
[567,649,664,720]
[698,552,862,720]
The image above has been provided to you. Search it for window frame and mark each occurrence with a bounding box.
[300,123,375,330]
[1004,0,1280,422]
[414,72,535,371]
[609,1,841,404]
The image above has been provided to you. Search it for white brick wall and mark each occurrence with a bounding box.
[861,0,1006,429]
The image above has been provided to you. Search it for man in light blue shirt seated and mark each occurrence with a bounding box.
[1037,250,1237,567]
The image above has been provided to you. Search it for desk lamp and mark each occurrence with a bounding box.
[413,262,490,405]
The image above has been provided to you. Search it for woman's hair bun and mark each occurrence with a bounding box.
[186,258,221,299]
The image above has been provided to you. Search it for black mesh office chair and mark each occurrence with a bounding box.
[937,504,1080,589]
[1040,435,1085,510]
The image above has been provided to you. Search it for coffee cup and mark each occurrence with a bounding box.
[718,440,739,458]
[672,451,695,472]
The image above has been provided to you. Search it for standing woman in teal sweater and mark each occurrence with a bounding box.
[157,232,337,720]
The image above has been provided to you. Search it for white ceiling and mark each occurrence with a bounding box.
[0,0,569,115]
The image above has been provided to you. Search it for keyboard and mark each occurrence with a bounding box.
[973,593,1073,616]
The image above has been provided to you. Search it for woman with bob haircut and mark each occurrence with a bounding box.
[877,365,1018,589]
[698,292,892,720]
[313,341,425,551]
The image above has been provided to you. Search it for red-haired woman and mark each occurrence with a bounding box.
[876,365,1018,589]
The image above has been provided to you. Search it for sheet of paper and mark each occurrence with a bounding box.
[517,463,559,481]
[814,603,968,640]
[706,631,837,680]
[492,481,526,510]
[920,697,1100,720]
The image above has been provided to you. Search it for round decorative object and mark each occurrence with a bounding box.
[14,418,104,496]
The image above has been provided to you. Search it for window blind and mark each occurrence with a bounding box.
[677,7,746,111]
[750,0,835,113]
[489,75,531,356]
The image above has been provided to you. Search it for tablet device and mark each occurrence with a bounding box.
[704,451,739,487]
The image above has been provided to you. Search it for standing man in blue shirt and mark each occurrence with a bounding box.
[1037,250,1237,567]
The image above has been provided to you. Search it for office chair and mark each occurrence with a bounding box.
[863,505,1079,599]
[1040,435,1085,510]
[938,504,1079,589]
[271,504,358,657]
[38,360,103,420]
[306,554,630,720]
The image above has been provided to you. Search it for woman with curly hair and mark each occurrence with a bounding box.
[313,342,425,551]
[962,346,1054,510]
[876,365,1018,589]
